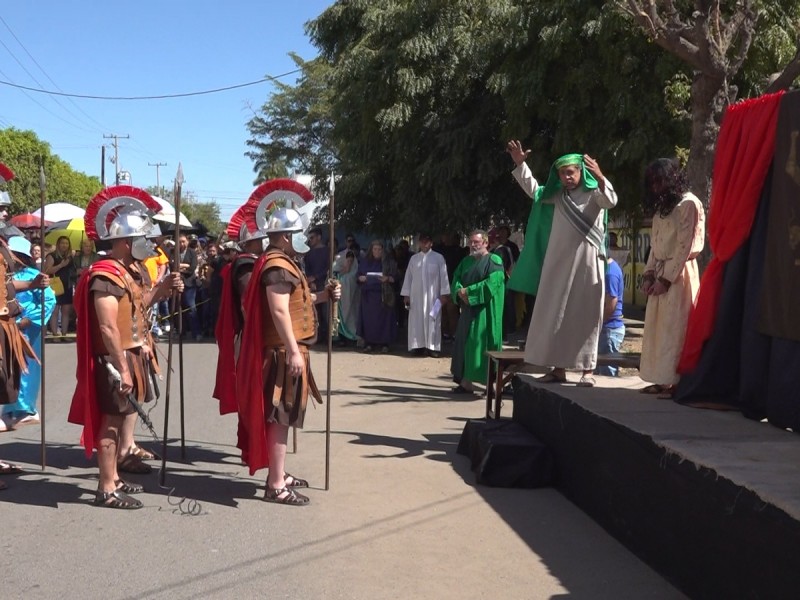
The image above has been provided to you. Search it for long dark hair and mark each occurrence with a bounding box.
[53,235,72,259]
[643,158,687,218]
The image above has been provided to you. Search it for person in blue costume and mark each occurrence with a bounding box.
[0,236,55,428]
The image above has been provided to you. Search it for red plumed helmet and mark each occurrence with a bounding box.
[84,185,162,241]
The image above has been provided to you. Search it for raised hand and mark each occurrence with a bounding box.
[583,155,605,182]
[506,140,531,167]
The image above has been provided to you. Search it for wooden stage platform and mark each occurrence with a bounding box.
[502,373,800,599]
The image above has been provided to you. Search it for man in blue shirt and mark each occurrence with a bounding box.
[597,257,625,376]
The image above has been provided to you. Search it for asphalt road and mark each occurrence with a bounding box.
[0,339,685,600]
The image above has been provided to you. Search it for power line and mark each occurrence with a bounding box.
[0,35,102,135]
[0,68,302,101]
[0,66,96,133]
[0,15,111,132]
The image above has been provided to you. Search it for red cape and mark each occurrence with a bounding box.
[212,262,239,414]
[235,252,272,475]
[678,91,784,373]
[67,259,127,459]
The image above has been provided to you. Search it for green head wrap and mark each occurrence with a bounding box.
[534,153,599,202]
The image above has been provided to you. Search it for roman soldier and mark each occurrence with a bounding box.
[235,179,339,505]
[213,203,265,416]
[68,185,182,509]
[0,163,49,485]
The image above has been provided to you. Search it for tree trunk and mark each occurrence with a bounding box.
[687,71,729,208]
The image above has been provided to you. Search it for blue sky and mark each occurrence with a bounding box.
[0,0,332,219]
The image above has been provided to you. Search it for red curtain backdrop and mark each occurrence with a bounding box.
[678,91,785,373]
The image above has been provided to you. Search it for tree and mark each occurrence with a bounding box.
[617,0,800,203]
[145,185,223,237]
[245,53,337,195]
[246,1,799,235]
[0,127,102,213]
[307,0,687,232]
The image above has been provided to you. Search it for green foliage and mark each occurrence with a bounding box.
[181,200,223,237]
[245,0,800,236]
[735,1,800,95]
[0,127,102,213]
[144,185,223,237]
[245,53,336,195]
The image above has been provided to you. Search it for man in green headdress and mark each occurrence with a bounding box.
[507,141,617,387]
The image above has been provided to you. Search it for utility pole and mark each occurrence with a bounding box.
[100,145,106,187]
[148,162,167,196]
[103,133,130,185]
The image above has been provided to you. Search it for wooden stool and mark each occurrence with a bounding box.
[485,350,526,419]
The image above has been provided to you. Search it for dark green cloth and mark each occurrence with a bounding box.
[450,253,505,385]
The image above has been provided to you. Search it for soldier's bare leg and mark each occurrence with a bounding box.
[266,421,288,491]
[97,414,124,493]
[264,421,309,505]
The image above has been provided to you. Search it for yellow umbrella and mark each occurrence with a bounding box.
[44,217,86,251]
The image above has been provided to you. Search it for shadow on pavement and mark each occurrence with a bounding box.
[0,439,260,510]
[342,374,483,406]
[334,429,461,462]
[0,475,90,508]
[147,467,261,509]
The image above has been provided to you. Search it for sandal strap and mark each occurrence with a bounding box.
[284,473,309,488]
[94,489,143,509]
[115,479,144,494]
[265,486,309,506]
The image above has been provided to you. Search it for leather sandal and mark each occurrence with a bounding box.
[640,384,665,394]
[131,446,157,461]
[450,385,476,395]
[118,453,153,474]
[284,473,309,488]
[0,461,23,475]
[657,386,676,400]
[537,371,567,384]
[93,489,143,510]
[115,479,144,494]
[264,486,310,506]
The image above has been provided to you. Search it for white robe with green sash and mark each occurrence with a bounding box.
[524,179,618,370]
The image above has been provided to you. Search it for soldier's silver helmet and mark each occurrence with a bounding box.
[106,212,154,240]
[264,207,305,234]
[85,185,162,242]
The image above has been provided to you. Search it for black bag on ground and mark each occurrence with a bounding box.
[458,419,554,488]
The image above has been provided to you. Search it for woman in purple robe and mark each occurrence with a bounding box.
[357,240,398,352]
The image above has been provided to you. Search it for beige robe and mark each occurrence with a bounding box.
[514,164,618,370]
[640,193,706,385]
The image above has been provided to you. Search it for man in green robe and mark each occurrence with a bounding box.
[449,230,505,394]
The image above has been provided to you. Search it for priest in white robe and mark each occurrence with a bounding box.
[401,234,450,357]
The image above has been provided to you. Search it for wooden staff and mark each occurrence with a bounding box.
[38,162,47,470]
[175,168,186,460]
[160,163,184,485]
[325,174,337,491]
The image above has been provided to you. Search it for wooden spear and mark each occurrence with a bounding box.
[325,173,337,491]
[38,162,47,470]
